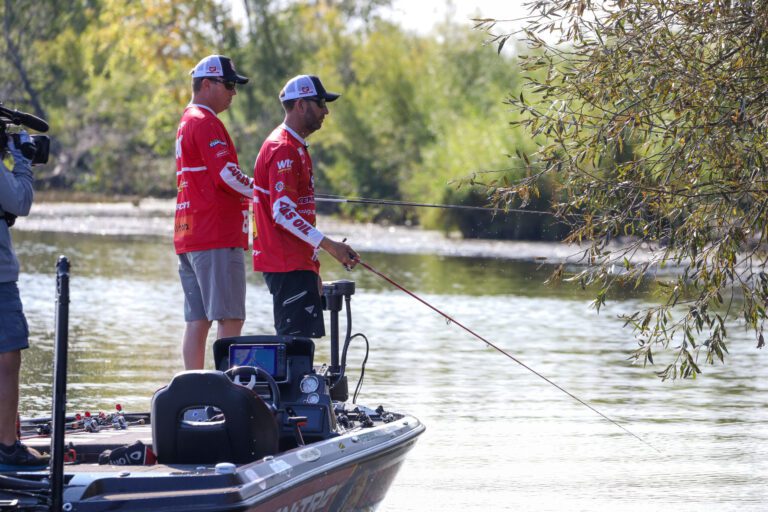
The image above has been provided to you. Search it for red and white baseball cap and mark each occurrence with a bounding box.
[190,55,249,84]
[279,75,340,102]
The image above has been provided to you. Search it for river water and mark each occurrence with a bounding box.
[11,201,768,511]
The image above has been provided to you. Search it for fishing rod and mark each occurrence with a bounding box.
[357,259,661,453]
[315,193,554,216]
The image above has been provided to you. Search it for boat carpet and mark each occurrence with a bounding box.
[24,425,154,465]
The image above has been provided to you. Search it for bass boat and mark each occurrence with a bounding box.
[0,257,425,511]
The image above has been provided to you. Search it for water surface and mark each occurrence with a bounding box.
[12,212,768,512]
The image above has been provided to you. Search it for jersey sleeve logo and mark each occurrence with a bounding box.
[209,138,228,148]
[275,181,285,192]
[276,159,293,171]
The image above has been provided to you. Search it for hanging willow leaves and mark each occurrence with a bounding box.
[482,0,768,379]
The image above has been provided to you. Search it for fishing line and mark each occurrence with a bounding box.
[316,193,554,216]
[357,259,661,453]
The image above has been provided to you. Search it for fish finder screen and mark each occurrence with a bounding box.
[229,344,282,378]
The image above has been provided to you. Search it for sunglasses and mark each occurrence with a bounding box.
[208,78,237,91]
[306,97,326,109]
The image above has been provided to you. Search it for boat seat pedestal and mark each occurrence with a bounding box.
[151,370,279,465]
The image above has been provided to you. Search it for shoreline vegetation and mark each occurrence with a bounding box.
[2,1,564,243]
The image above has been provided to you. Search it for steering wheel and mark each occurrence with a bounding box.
[225,366,281,411]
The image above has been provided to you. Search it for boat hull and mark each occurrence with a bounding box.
[56,414,424,512]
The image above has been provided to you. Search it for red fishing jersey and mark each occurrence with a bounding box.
[174,104,252,254]
[252,124,325,273]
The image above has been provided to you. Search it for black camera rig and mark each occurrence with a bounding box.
[0,102,50,226]
[0,102,50,165]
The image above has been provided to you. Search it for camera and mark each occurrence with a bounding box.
[1,102,50,226]
[0,132,50,165]
[0,102,50,165]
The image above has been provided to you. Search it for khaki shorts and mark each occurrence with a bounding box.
[178,248,246,322]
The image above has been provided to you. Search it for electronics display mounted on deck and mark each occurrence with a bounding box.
[228,344,288,382]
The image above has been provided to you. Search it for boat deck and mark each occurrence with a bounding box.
[25,424,154,467]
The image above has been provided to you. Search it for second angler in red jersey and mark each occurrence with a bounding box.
[252,75,359,338]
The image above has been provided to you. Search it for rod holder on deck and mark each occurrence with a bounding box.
[50,256,70,512]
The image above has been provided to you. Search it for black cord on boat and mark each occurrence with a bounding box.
[350,333,370,404]
[0,480,50,512]
[0,474,49,491]
[330,296,369,402]
[0,490,50,512]
[358,259,661,453]
[342,295,352,368]
[330,295,353,391]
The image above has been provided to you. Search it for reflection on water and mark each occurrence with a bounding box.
[12,229,768,511]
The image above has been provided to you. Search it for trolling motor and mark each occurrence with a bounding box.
[322,280,355,402]
[51,256,70,512]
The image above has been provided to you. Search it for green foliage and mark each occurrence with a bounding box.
[2,0,228,194]
[318,24,434,223]
[481,0,768,378]
[2,0,556,240]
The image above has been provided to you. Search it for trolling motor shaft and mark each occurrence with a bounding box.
[51,256,70,512]
[322,280,355,402]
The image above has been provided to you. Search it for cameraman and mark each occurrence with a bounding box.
[0,131,48,469]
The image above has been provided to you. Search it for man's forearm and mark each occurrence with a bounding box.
[271,196,324,247]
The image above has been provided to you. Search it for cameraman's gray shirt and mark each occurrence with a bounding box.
[0,157,33,283]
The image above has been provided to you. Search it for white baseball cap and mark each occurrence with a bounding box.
[190,55,249,84]
[279,75,340,102]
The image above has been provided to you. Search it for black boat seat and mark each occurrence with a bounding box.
[151,370,279,465]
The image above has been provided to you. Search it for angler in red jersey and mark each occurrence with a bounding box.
[174,55,252,369]
[252,75,358,337]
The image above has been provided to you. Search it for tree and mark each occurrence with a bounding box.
[404,23,565,240]
[479,0,768,378]
[2,0,230,194]
[1,0,93,185]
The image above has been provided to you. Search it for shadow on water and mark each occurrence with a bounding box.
[323,251,655,301]
[18,230,657,298]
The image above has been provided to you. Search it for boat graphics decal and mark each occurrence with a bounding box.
[253,465,355,512]
[274,485,340,512]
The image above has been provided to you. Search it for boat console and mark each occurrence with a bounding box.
[212,334,336,446]
[210,280,357,449]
